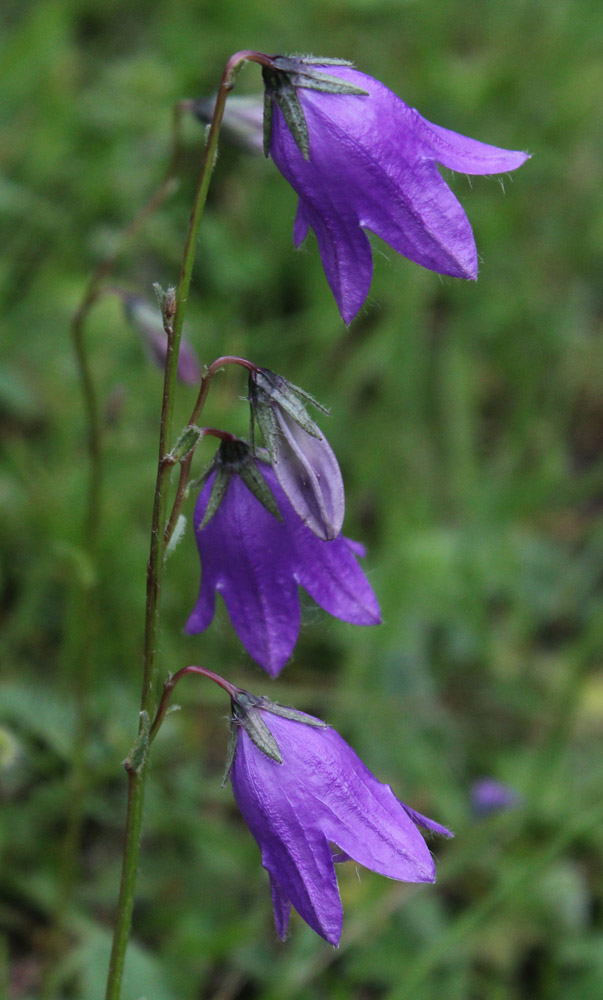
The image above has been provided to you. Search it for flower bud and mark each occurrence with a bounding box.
[249,369,344,541]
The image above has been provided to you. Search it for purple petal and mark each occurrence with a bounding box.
[294,193,374,326]
[264,717,437,883]
[185,474,301,675]
[176,338,202,386]
[283,514,381,626]
[232,729,343,944]
[413,113,530,175]
[272,409,345,540]
[470,778,520,816]
[403,805,454,839]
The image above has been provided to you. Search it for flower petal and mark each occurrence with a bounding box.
[185,474,301,675]
[402,804,454,839]
[272,409,345,540]
[265,716,437,883]
[295,194,373,325]
[286,520,382,625]
[232,729,343,944]
[413,112,530,175]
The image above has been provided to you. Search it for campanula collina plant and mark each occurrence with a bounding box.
[63,47,528,999]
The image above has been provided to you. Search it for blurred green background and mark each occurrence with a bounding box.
[1,0,603,997]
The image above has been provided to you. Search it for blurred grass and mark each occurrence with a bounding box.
[1,0,603,997]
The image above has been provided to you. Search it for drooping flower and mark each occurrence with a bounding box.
[227,691,452,945]
[185,441,380,676]
[263,56,530,323]
[249,368,344,541]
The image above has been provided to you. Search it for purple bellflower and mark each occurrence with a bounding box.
[185,441,380,676]
[227,691,452,945]
[263,57,530,324]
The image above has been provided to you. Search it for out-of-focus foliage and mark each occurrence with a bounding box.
[1,0,603,997]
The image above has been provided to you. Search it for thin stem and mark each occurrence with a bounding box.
[163,356,259,549]
[149,665,239,743]
[104,51,259,1000]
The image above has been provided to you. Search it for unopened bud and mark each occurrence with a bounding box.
[249,369,344,540]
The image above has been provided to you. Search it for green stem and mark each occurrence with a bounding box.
[104,51,263,1000]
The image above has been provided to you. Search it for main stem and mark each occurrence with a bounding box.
[104,51,259,1000]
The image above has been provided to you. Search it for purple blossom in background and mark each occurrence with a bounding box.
[265,59,529,323]
[470,778,520,816]
[185,459,380,675]
[124,295,201,386]
[193,94,264,154]
[229,698,452,944]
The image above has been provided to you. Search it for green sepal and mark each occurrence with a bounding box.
[271,56,368,96]
[249,370,329,459]
[256,696,329,729]
[200,464,232,528]
[286,56,355,67]
[168,425,203,463]
[188,461,217,494]
[263,59,367,159]
[287,71,368,97]
[232,693,283,764]
[263,87,273,158]
[251,395,280,463]
[239,456,282,520]
[221,720,239,787]
[255,371,326,434]
[263,68,310,159]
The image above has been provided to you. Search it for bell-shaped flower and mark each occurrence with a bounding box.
[263,56,530,323]
[249,368,344,541]
[185,442,380,676]
[227,691,452,944]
